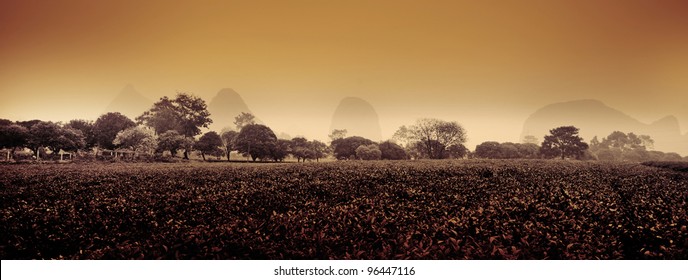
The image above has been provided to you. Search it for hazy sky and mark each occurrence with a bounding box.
[2,0,687,148]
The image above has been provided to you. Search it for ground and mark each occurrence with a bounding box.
[0,160,686,259]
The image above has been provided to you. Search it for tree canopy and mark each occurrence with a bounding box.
[234,124,277,161]
[93,112,136,150]
[113,126,157,155]
[394,118,467,159]
[195,131,224,161]
[540,126,588,159]
[331,136,375,160]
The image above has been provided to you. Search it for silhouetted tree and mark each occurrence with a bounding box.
[540,126,588,159]
[395,118,467,159]
[234,124,277,161]
[475,141,503,159]
[65,119,96,148]
[221,130,239,161]
[331,136,375,159]
[0,124,29,160]
[379,141,407,160]
[138,93,212,159]
[26,122,59,159]
[328,129,347,143]
[290,137,311,162]
[234,112,256,131]
[93,112,136,150]
[447,144,469,159]
[156,130,188,157]
[309,140,327,162]
[269,139,291,162]
[356,144,381,160]
[195,131,224,161]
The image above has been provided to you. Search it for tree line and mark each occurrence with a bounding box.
[1,92,685,162]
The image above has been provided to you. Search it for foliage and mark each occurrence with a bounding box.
[328,129,347,143]
[331,136,375,160]
[269,139,291,162]
[220,130,239,161]
[65,119,96,148]
[234,112,256,131]
[195,131,224,161]
[234,124,278,161]
[379,141,407,160]
[0,124,29,158]
[137,93,212,159]
[138,93,212,138]
[355,144,381,160]
[156,130,190,157]
[475,142,539,159]
[93,112,136,150]
[395,119,467,159]
[540,126,588,159]
[589,132,660,162]
[0,160,686,260]
[446,144,469,159]
[113,126,158,155]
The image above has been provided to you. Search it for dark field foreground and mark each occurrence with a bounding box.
[1,160,686,259]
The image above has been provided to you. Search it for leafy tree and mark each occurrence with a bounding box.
[475,141,503,159]
[54,127,86,153]
[269,139,291,162]
[93,112,136,150]
[379,141,407,160]
[26,122,85,159]
[234,124,277,161]
[540,126,589,159]
[138,93,212,159]
[234,112,256,131]
[447,144,469,159]
[355,144,381,160]
[65,119,96,148]
[308,140,327,162]
[328,129,347,143]
[113,126,157,156]
[331,136,375,160]
[475,141,540,159]
[395,118,467,159]
[195,131,224,161]
[27,121,62,159]
[515,143,540,159]
[220,130,239,161]
[290,137,311,162]
[0,124,29,160]
[156,130,189,157]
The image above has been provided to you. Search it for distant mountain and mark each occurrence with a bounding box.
[207,88,253,133]
[104,84,152,120]
[521,99,688,155]
[330,97,382,141]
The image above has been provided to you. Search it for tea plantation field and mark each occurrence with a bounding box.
[1,160,686,259]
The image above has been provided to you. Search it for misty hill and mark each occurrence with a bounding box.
[104,84,152,120]
[330,97,382,141]
[207,88,254,132]
[521,99,688,155]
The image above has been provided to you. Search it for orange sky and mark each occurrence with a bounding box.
[1,0,687,147]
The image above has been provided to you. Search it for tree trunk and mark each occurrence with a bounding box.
[226,150,231,162]
[183,150,189,160]
[201,152,206,161]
